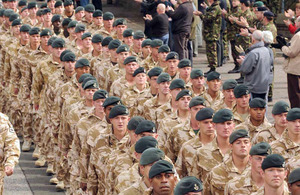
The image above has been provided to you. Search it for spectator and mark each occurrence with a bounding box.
[284,3,300,34]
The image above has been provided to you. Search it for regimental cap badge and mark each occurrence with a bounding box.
[194,183,199,191]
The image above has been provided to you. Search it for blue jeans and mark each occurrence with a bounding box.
[80,0,89,7]
[152,33,169,45]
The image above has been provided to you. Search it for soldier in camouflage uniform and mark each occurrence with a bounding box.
[176,107,215,178]
[232,84,250,125]
[88,10,103,34]
[81,4,95,27]
[141,39,162,71]
[177,59,192,87]
[130,30,145,59]
[203,71,224,110]
[99,12,115,37]
[156,45,170,69]
[23,2,38,26]
[204,129,251,195]
[220,79,237,109]
[62,0,75,19]
[76,32,93,60]
[0,112,20,194]
[253,101,289,144]
[122,29,134,47]
[189,69,206,97]
[270,108,300,164]
[164,51,180,80]
[113,18,127,40]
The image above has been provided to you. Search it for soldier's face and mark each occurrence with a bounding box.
[64,4,74,12]
[249,108,265,122]
[102,46,110,55]
[149,76,158,88]
[170,88,182,99]
[199,118,215,136]
[12,25,21,36]
[190,105,205,120]
[136,132,158,141]
[30,34,40,45]
[236,94,250,108]
[206,79,221,92]
[151,47,159,57]
[158,52,169,62]
[250,155,266,174]
[123,36,133,47]
[191,76,205,89]
[116,25,127,36]
[103,19,114,28]
[76,31,84,39]
[167,59,179,72]
[261,168,287,188]
[67,27,75,35]
[93,99,105,112]
[118,52,130,64]
[179,67,191,79]
[215,120,235,138]
[55,6,64,15]
[85,11,93,21]
[177,96,191,111]
[64,61,75,72]
[75,66,90,77]
[140,163,153,179]
[158,81,171,95]
[21,9,29,18]
[20,31,30,42]
[142,45,151,57]
[110,115,129,132]
[289,181,300,195]
[93,16,103,25]
[134,73,147,85]
[255,11,263,20]
[125,62,138,75]
[150,172,177,195]
[48,0,56,9]
[109,49,118,60]
[223,89,235,102]
[28,7,38,16]
[53,21,62,28]
[231,137,251,158]
[287,119,300,136]
[134,38,144,49]
[75,11,85,20]
[92,42,102,52]
[84,88,97,101]
[273,112,288,129]
[52,47,65,58]
[41,35,50,46]
[9,1,17,9]
[82,37,92,49]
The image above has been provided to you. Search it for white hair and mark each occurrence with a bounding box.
[262,31,273,44]
[252,30,263,42]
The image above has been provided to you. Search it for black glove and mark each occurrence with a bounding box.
[271,43,282,49]
[276,35,287,47]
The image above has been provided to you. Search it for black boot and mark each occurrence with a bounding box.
[204,67,216,77]
[228,63,240,74]
[236,75,244,84]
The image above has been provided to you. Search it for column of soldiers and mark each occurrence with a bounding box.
[0,0,299,194]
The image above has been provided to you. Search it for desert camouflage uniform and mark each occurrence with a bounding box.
[140,54,158,71]
[155,101,177,128]
[139,95,169,122]
[252,185,290,195]
[119,178,149,195]
[105,64,126,92]
[252,125,285,145]
[23,17,39,26]
[99,28,116,38]
[286,155,300,173]
[189,85,206,97]
[232,105,249,125]
[94,58,112,90]
[270,130,300,163]
[88,23,103,34]
[203,90,224,111]
[110,76,133,97]
[115,163,140,194]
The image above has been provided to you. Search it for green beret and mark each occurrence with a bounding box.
[20,24,31,32]
[47,36,57,46]
[142,39,152,47]
[140,148,164,166]
[196,107,214,121]
[148,67,163,78]
[81,32,92,40]
[133,67,146,77]
[9,13,19,22]
[36,9,43,17]
[189,96,206,108]
[135,120,156,135]
[286,108,300,121]
[101,36,113,46]
[229,129,250,144]
[223,79,237,90]
[18,0,27,7]
[288,168,300,184]
[75,6,84,14]
[124,56,137,65]
[84,4,95,12]
[43,8,52,15]
[190,69,204,79]
[29,27,40,35]
[21,7,28,13]
[178,59,191,68]
[257,6,268,12]
[51,38,65,48]
[103,11,114,20]
[253,1,264,7]
[54,0,63,8]
[213,109,234,123]
[133,30,145,39]
[151,39,163,48]
[157,73,171,84]
[60,50,72,62]
[62,52,76,62]
[250,142,272,156]
[122,28,134,38]
[51,14,62,23]
[75,58,90,68]
[78,73,92,83]
[113,18,127,26]
[103,96,122,108]
[93,9,103,17]
[4,9,14,18]
[207,71,221,81]
[75,24,85,33]
[116,44,129,54]
[92,34,103,43]
[135,136,158,153]
[108,39,122,50]
[11,19,22,26]
[176,89,192,101]
[64,0,73,6]
[127,116,145,131]
[158,44,170,53]
[27,2,37,9]
[261,154,285,170]
[264,11,275,18]
[249,98,266,108]
[272,101,289,115]
[68,20,78,28]
[93,89,108,101]
[166,51,179,61]
[174,176,203,195]
[0,9,5,17]
[40,28,52,36]
[234,84,249,98]
[149,160,174,179]
[108,104,129,119]
[62,18,72,27]
[40,3,47,9]
[83,80,99,90]
[81,77,96,88]
[170,78,185,90]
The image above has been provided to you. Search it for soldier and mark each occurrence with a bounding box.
[122,28,134,47]
[235,98,272,140]
[114,18,127,40]
[176,107,215,177]
[177,59,192,86]
[232,84,250,125]
[23,2,39,26]
[61,18,72,38]
[189,69,206,97]
[99,12,115,37]
[47,0,56,14]
[203,71,224,110]
[156,44,170,69]
[0,112,20,194]
[89,34,103,75]
[252,154,289,195]
[142,39,163,70]
[164,51,179,79]
[221,79,237,109]
[204,129,251,195]
[131,30,145,59]
[62,0,75,19]
[17,0,26,13]
[147,67,163,97]
[20,7,28,19]
[253,101,289,144]
[74,6,85,22]
[89,10,103,34]
[77,32,93,58]
[65,20,77,48]
[140,39,152,63]
[54,1,64,15]
[82,4,95,27]
[110,56,139,97]
[41,8,53,30]
[51,14,64,36]
[191,109,235,181]
[225,142,272,194]
[270,108,300,163]
[288,168,300,195]
[262,11,277,41]
[146,160,177,195]
[174,176,203,195]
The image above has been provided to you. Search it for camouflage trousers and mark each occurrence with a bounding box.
[0,176,3,195]
[21,101,34,142]
[205,40,218,68]
[230,40,240,65]
[7,96,23,136]
[223,31,229,58]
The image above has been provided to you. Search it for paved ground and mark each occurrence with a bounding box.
[3,2,289,194]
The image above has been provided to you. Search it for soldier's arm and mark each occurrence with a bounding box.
[3,50,11,86]
[87,153,98,194]
[31,63,44,106]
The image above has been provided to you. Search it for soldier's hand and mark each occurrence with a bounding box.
[5,166,14,176]
[239,28,249,37]
[235,45,245,54]
[80,182,87,191]
[14,88,19,95]
[240,17,249,27]
[249,27,256,33]
[200,2,207,9]
[221,8,227,16]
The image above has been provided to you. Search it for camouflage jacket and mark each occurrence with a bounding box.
[252,125,285,145]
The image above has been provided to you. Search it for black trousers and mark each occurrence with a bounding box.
[92,0,102,10]
[173,32,189,60]
[287,73,300,108]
